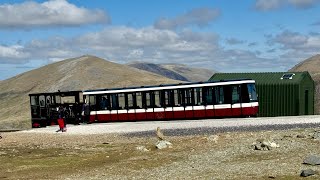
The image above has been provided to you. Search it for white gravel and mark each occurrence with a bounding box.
[21,115,320,135]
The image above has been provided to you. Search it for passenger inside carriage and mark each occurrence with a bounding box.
[100,97,108,110]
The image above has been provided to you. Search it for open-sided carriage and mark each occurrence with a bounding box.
[29,91,84,127]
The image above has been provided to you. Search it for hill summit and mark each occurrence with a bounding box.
[0,55,182,129]
[289,54,320,114]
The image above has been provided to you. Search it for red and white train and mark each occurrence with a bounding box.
[83,79,258,123]
[29,79,258,127]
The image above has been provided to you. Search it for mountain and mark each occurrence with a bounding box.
[289,54,320,114]
[127,62,215,82]
[0,55,182,129]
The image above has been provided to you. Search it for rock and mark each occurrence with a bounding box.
[269,142,280,148]
[252,139,279,151]
[207,135,219,143]
[136,146,150,152]
[297,134,306,138]
[312,131,320,140]
[300,169,317,177]
[155,140,172,149]
[303,155,320,165]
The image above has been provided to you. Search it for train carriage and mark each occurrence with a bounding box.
[29,91,83,127]
[83,79,258,123]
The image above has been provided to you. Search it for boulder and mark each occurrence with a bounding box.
[252,139,279,151]
[303,155,320,165]
[300,169,317,177]
[155,140,172,149]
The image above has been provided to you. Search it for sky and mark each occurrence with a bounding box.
[0,0,320,80]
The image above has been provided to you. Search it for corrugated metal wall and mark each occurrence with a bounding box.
[210,72,314,117]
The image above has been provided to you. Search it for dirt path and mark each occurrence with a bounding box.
[1,128,320,179]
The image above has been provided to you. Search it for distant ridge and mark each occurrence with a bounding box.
[128,62,216,82]
[0,55,182,129]
[128,62,189,81]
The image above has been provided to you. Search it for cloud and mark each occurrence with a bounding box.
[265,30,320,67]
[269,30,320,51]
[0,45,30,63]
[0,26,284,73]
[0,0,110,29]
[154,7,220,29]
[254,0,319,11]
[225,38,245,45]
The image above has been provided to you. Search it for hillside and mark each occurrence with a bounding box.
[0,55,182,129]
[289,54,320,114]
[128,62,215,82]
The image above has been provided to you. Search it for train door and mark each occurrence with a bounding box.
[231,85,242,117]
[164,90,174,119]
[183,88,194,119]
[145,91,155,120]
[193,87,206,118]
[39,95,47,121]
[135,92,146,120]
[109,94,119,121]
[154,90,165,120]
[204,87,215,118]
[214,86,232,117]
[117,93,128,121]
[30,95,40,124]
[173,89,185,119]
[126,92,136,121]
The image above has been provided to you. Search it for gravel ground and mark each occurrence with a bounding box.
[2,116,320,179]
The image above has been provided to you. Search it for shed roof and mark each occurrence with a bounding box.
[209,72,311,85]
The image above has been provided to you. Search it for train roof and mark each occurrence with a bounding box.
[28,90,82,96]
[83,79,255,94]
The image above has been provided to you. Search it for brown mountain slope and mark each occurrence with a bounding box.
[0,55,182,129]
[289,54,320,114]
[127,62,216,82]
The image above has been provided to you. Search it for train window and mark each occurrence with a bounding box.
[146,92,151,108]
[142,92,147,109]
[55,95,61,104]
[164,90,172,107]
[194,88,202,106]
[214,86,225,104]
[247,83,258,102]
[89,95,96,105]
[46,96,51,105]
[30,96,39,106]
[136,92,142,109]
[172,89,180,106]
[184,88,193,106]
[145,92,155,108]
[178,89,186,106]
[39,95,45,107]
[154,91,160,107]
[61,96,75,104]
[99,95,109,110]
[232,85,240,104]
[110,94,119,110]
[126,93,138,109]
[118,93,125,110]
[205,87,213,105]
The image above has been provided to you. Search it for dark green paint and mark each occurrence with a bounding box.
[209,72,314,117]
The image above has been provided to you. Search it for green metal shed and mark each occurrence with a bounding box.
[209,72,314,117]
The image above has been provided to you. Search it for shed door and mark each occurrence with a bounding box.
[305,90,309,115]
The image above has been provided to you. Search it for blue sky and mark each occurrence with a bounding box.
[0,0,320,80]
